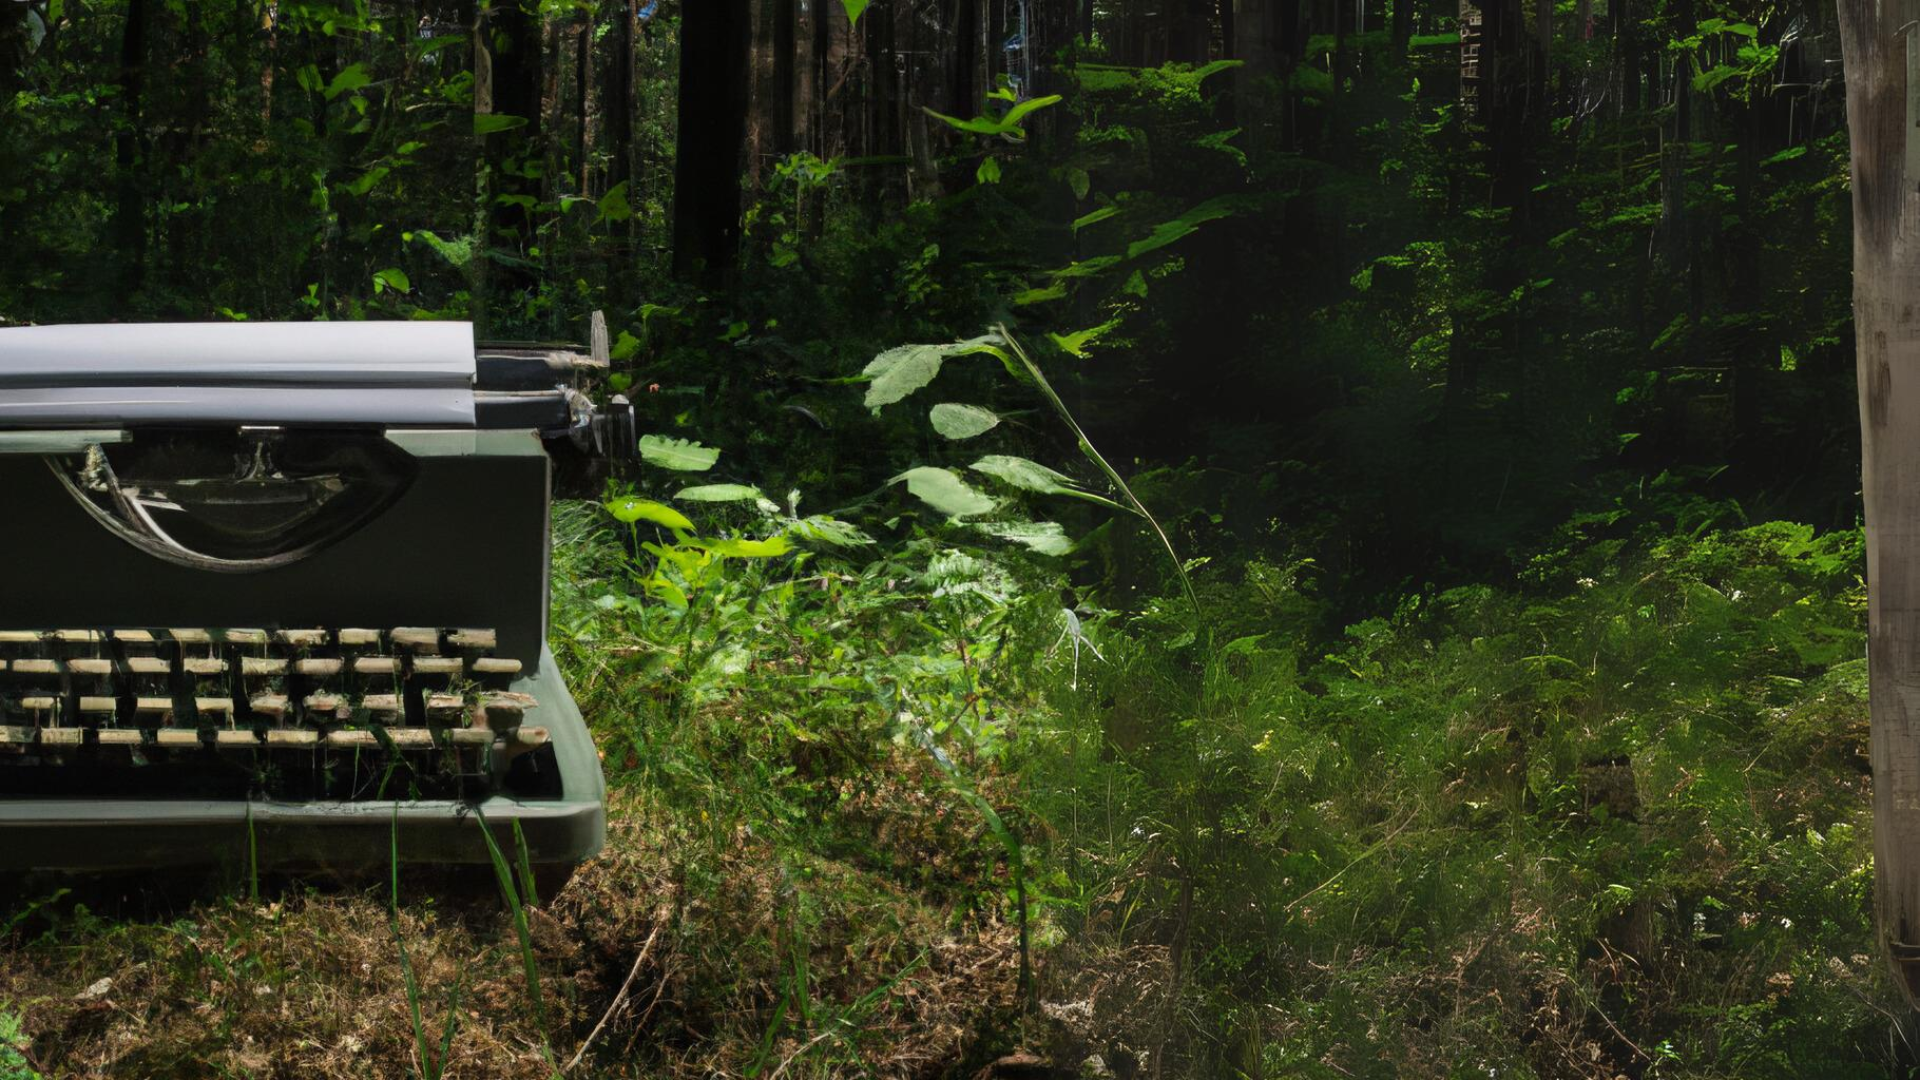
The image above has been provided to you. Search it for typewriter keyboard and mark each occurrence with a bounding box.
[0,628,551,800]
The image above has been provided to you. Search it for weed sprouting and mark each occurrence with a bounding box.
[473,808,553,1067]
[390,808,466,1080]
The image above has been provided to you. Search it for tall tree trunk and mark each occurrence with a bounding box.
[111,0,149,301]
[576,9,592,194]
[1838,0,1920,1009]
[606,0,633,194]
[478,0,544,332]
[672,0,750,283]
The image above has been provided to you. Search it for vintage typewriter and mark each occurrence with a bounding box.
[0,319,623,882]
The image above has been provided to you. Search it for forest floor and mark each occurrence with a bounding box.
[0,508,1899,1080]
[0,781,1030,1079]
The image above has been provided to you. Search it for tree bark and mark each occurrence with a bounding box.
[1839,0,1920,1006]
[111,0,149,300]
[478,0,544,332]
[672,0,750,283]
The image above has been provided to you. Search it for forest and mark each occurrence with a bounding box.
[0,0,1894,1075]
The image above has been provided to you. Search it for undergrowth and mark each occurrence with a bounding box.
[0,483,1894,1078]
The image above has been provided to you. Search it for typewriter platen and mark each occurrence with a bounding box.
[0,319,622,876]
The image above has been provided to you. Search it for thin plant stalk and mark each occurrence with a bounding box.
[473,805,554,1064]
[993,323,1202,621]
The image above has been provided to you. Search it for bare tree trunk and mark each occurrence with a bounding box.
[576,9,593,194]
[476,0,542,333]
[1838,0,1920,1008]
[111,0,149,301]
[672,0,750,283]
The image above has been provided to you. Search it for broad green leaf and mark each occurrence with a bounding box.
[1049,255,1123,280]
[865,344,948,408]
[970,454,1079,494]
[841,0,869,26]
[1692,64,1740,92]
[640,435,720,471]
[862,334,1006,409]
[345,166,389,197]
[1128,195,1241,260]
[923,94,1060,140]
[970,455,1127,511]
[1066,166,1091,200]
[977,520,1073,556]
[1049,317,1121,358]
[604,497,693,531]
[324,62,371,100]
[674,483,765,502]
[474,113,528,136]
[1072,206,1118,233]
[893,466,997,520]
[597,180,633,223]
[976,156,1003,184]
[408,229,473,268]
[787,515,875,547]
[1001,93,1063,127]
[1187,59,1245,83]
[1013,283,1068,306]
[930,403,1001,440]
[610,330,641,361]
[923,108,1014,137]
[371,268,411,294]
[696,535,793,558]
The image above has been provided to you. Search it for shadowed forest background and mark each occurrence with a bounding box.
[0,0,1889,1076]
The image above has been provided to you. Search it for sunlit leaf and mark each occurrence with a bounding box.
[977,156,1003,184]
[930,403,1002,440]
[863,334,1006,410]
[597,180,633,223]
[1049,317,1121,358]
[604,497,693,531]
[324,62,371,100]
[694,535,793,558]
[1072,206,1118,233]
[977,520,1074,556]
[674,484,765,502]
[787,515,875,547]
[1128,195,1242,260]
[371,268,411,294]
[970,455,1128,511]
[893,466,997,520]
[640,435,720,471]
[841,0,869,26]
[474,113,528,136]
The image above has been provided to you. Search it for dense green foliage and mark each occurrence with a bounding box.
[0,0,1891,1075]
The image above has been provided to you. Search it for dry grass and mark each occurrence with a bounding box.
[0,786,1027,1079]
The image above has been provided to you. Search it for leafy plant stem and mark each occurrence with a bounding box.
[994,323,1202,622]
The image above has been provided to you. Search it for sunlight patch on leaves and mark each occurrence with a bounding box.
[977,520,1073,556]
[1128,195,1242,260]
[674,484,766,503]
[929,403,1002,440]
[604,497,693,531]
[640,435,720,471]
[863,334,1007,410]
[893,467,998,520]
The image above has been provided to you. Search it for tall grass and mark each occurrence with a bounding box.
[390,809,466,1080]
